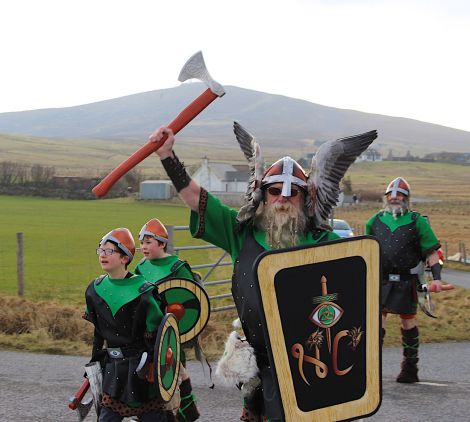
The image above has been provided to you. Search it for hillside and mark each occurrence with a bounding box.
[1,84,469,156]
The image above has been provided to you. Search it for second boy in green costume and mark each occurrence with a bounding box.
[135,218,200,422]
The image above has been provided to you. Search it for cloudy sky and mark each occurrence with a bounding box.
[1,0,469,131]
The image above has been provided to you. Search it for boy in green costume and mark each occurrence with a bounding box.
[83,227,168,422]
[135,218,200,422]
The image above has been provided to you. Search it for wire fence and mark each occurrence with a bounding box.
[3,227,467,309]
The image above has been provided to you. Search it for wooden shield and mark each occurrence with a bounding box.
[153,313,181,402]
[254,236,381,422]
[157,277,210,344]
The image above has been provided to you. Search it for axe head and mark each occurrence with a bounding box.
[417,284,437,318]
[76,397,93,422]
[178,51,225,97]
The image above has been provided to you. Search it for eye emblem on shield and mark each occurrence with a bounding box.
[309,275,344,329]
[310,302,344,328]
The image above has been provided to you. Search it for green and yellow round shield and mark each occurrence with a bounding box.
[157,277,210,344]
[154,313,181,402]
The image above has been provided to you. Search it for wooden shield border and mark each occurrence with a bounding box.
[157,277,211,344]
[254,236,381,422]
[154,313,181,403]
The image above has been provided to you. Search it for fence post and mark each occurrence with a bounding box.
[462,242,467,265]
[16,232,24,297]
[443,241,448,260]
[167,225,174,255]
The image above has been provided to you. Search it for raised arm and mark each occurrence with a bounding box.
[150,126,201,212]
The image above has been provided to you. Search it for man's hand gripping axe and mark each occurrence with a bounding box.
[92,51,225,198]
[417,282,454,318]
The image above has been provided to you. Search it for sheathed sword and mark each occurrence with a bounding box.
[92,51,225,198]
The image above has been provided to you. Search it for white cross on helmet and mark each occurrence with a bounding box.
[261,156,308,197]
[385,177,411,198]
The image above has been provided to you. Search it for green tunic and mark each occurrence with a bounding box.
[365,209,440,315]
[135,255,194,283]
[84,273,164,407]
[189,191,340,259]
[365,210,439,254]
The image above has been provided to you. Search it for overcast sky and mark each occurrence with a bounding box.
[2,0,469,131]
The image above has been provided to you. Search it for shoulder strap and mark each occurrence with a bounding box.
[138,281,154,293]
[170,259,187,274]
[94,275,106,286]
[170,258,202,283]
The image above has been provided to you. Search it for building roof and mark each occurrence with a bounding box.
[205,163,249,182]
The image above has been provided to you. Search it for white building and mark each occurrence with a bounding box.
[191,158,249,193]
[357,148,383,162]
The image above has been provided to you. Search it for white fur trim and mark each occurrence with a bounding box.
[215,331,259,386]
[232,318,242,329]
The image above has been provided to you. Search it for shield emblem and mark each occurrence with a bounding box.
[254,236,381,422]
[157,277,210,344]
[153,313,181,403]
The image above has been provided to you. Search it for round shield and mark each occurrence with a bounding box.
[157,277,211,344]
[154,313,181,403]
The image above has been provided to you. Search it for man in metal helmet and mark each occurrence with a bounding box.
[365,177,446,384]
[83,227,168,421]
[149,123,377,421]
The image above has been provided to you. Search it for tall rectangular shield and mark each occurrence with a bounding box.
[254,236,381,421]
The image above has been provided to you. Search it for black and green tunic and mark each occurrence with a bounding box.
[365,210,440,314]
[135,255,195,283]
[83,273,164,409]
[190,190,339,420]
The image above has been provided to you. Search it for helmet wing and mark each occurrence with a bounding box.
[307,130,377,230]
[233,121,265,225]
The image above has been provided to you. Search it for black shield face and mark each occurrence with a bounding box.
[153,313,181,403]
[254,236,381,422]
[157,278,210,344]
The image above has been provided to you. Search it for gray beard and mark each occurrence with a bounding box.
[383,198,409,219]
[254,202,307,249]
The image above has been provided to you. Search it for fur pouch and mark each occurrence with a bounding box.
[215,331,259,387]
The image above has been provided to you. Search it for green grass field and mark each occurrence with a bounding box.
[0,195,233,305]
[1,193,469,357]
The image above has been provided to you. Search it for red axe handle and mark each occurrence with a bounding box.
[92,88,219,198]
[68,378,90,410]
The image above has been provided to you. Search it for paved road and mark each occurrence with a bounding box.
[443,268,470,289]
[1,270,467,421]
[1,342,469,421]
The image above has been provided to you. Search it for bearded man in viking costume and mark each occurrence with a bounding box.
[149,123,377,422]
[365,178,443,384]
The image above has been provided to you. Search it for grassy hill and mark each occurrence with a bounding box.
[1,84,470,156]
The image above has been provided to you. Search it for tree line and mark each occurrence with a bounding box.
[0,161,143,199]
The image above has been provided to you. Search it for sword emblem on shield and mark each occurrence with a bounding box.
[291,274,364,385]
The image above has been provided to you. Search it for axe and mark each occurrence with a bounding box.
[68,378,93,422]
[417,282,454,318]
[92,51,225,198]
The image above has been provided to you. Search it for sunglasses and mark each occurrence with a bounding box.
[96,248,121,256]
[266,186,301,197]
